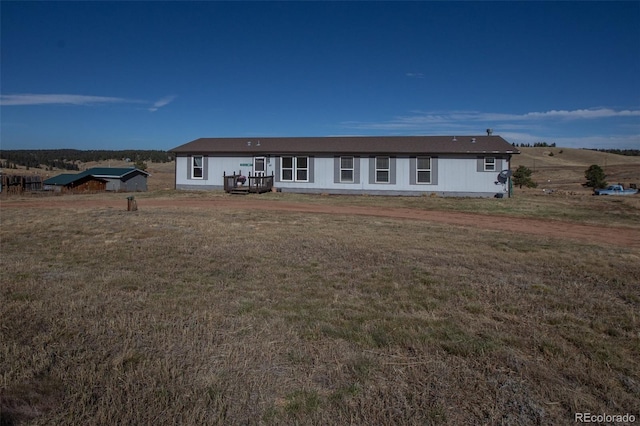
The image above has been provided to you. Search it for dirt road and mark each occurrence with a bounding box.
[1,197,639,248]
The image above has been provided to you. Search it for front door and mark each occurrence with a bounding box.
[254,157,266,176]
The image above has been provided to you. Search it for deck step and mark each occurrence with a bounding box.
[226,185,273,195]
[230,188,250,195]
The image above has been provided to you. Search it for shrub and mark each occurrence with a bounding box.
[512,165,537,189]
[134,160,148,171]
[584,164,607,188]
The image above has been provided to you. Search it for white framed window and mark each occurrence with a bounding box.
[340,156,354,182]
[416,157,431,184]
[281,156,293,181]
[484,157,496,172]
[375,156,390,183]
[281,156,308,182]
[192,155,204,179]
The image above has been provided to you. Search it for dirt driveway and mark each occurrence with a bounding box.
[1,197,639,248]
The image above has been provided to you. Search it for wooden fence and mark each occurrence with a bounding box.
[1,174,43,194]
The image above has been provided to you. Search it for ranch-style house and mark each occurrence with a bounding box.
[170,135,519,197]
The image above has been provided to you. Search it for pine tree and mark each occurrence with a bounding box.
[512,165,537,189]
[134,160,148,171]
[584,165,607,188]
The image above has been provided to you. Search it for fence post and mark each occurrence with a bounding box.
[127,196,138,211]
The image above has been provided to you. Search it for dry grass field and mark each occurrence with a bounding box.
[1,149,639,425]
[512,147,640,194]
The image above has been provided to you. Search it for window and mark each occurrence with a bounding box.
[296,157,308,181]
[375,156,390,183]
[416,157,431,183]
[484,157,496,172]
[192,155,204,179]
[281,157,293,181]
[281,156,308,182]
[340,156,354,182]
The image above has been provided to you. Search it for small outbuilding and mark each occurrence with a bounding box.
[43,167,149,192]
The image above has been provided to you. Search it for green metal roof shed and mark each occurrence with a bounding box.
[43,167,149,192]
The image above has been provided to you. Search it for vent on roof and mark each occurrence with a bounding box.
[471,138,476,143]
[247,141,252,147]
[452,136,457,142]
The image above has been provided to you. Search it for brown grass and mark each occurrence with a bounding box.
[2,148,639,424]
[1,195,639,424]
[512,147,640,194]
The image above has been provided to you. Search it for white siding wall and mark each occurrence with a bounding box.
[175,155,277,189]
[437,156,501,193]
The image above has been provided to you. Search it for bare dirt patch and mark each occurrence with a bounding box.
[2,196,638,248]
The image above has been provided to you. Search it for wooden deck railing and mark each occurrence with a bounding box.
[223,171,274,194]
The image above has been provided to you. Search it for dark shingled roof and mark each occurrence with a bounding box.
[170,136,519,155]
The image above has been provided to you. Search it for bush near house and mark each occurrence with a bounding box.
[512,165,537,189]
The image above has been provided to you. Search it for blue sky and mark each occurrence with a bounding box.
[1,1,639,150]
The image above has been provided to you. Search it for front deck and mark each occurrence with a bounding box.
[223,172,274,194]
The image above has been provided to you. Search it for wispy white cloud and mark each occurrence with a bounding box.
[521,108,640,120]
[551,134,640,150]
[503,132,640,150]
[0,93,143,106]
[148,95,177,112]
[1,93,179,112]
[341,107,640,148]
[405,72,424,79]
[342,108,640,131]
[405,108,640,124]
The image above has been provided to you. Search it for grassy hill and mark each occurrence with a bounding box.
[512,147,640,193]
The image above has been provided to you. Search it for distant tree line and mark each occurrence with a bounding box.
[512,142,557,148]
[588,149,639,157]
[1,158,80,171]
[0,149,172,171]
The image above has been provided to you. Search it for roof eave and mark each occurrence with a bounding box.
[91,169,150,179]
[174,150,518,155]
